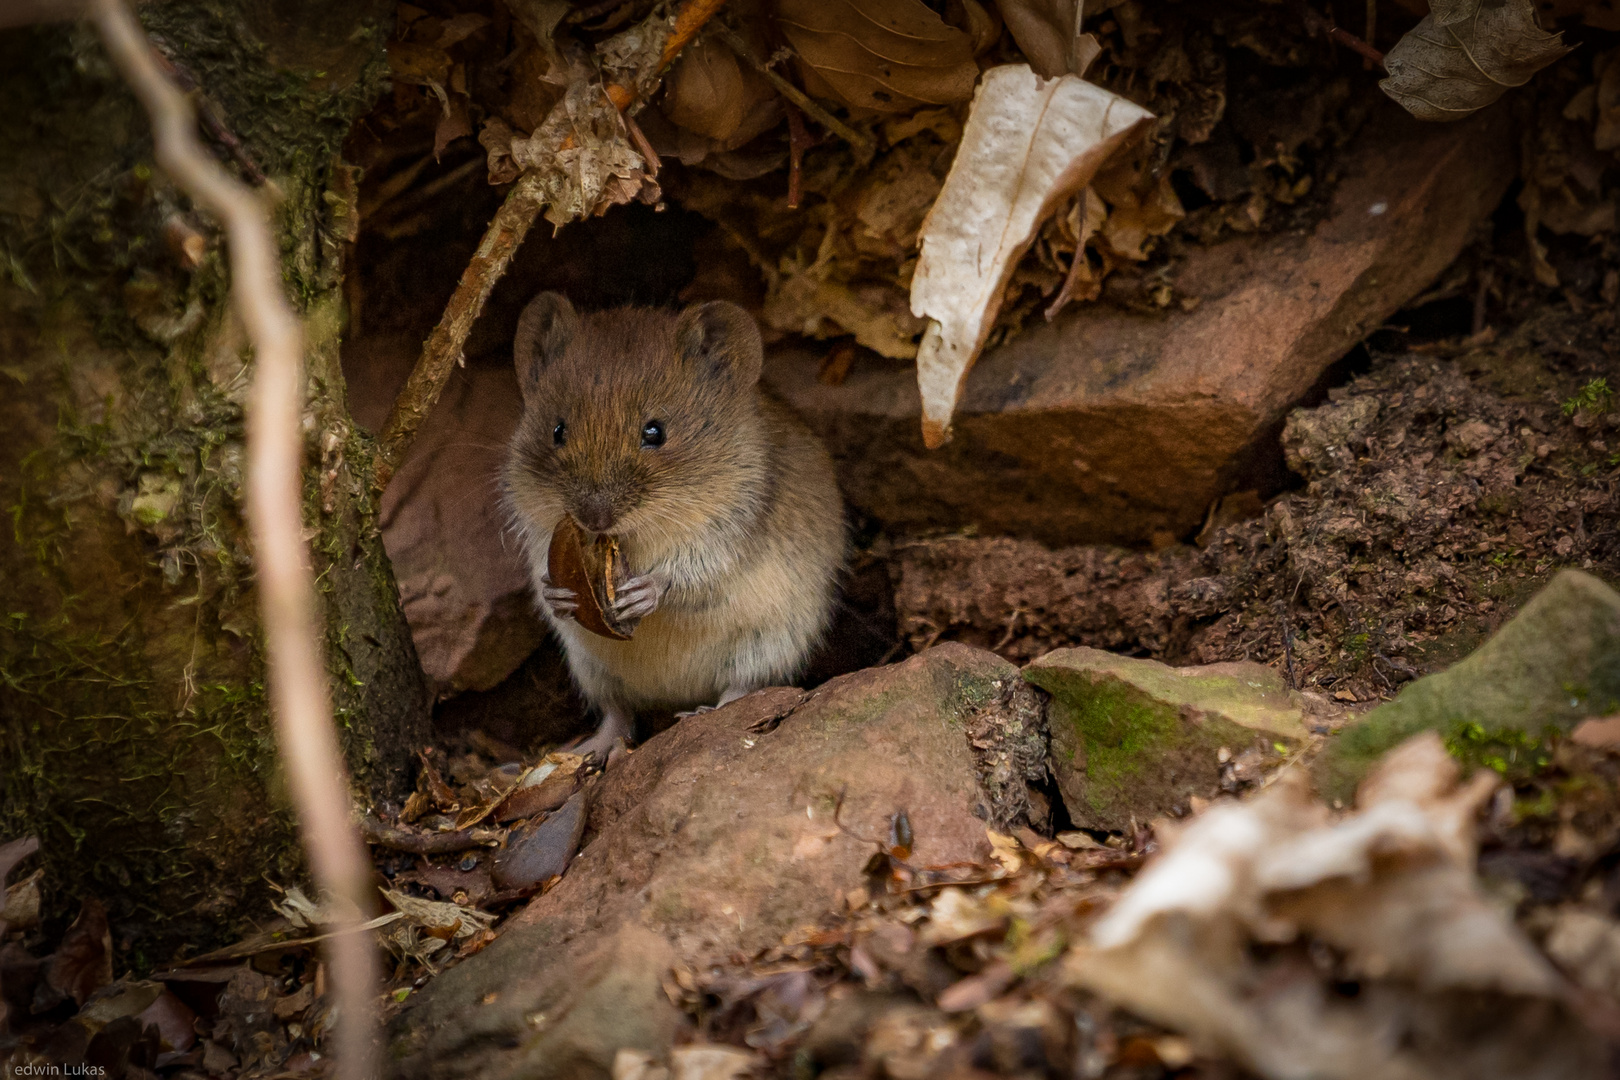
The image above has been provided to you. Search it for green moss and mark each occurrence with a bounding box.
[0,7,423,956]
[1442,721,1553,780]
[1058,680,1179,809]
[1563,377,1614,417]
[1318,570,1620,804]
[1027,648,1309,829]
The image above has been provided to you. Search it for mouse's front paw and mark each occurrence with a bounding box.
[613,574,666,621]
[539,575,579,622]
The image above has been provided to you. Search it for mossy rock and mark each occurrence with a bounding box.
[1316,570,1620,804]
[1024,648,1312,830]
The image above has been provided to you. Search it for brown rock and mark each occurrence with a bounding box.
[391,645,1031,1080]
[352,339,545,695]
[762,103,1516,546]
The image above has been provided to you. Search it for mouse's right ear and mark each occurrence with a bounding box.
[514,292,577,400]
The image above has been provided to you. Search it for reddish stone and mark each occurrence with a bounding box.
[391,645,1027,1080]
[763,104,1516,546]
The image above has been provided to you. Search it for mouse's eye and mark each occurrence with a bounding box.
[552,421,567,447]
[640,420,665,449]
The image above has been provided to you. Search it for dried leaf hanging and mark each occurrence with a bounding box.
[909,64,1152,447]
[774,0,981,112]
[662,36,782,147]
[996,0,1103,78]
[509,77,660,228]
[1092,145,1185,262]
[1380,0,1571,121]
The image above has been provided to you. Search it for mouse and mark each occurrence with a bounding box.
[502,292,847,757]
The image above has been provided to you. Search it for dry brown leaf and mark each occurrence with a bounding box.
[757,132,948,358]
[479,117,522,185]
[0,835,37,892]
[953,0,1003,55]
[1596,53,1620,151]
[662,37,781,148]
[1,869,41,931]
[492,790,588,891]
[511,78,661,227]
[380,887,497,969]
[505,0,572,69]
[1043,188,1108,319]
[434,93,473,161]
[597,9,673,100]
[49,899,113,1007]
[504,44,567,134]
[663,36,750,142]
[775,0,981,112]
[996,0,1102,78]
[1092,147,1185,261]
[1380,0,1571,121]
[433,12,490,49]
[1068,735,1593,1080]
[909,64,1152,447]
[765,270,927,358]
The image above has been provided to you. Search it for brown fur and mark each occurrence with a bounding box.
[502,294,846,721]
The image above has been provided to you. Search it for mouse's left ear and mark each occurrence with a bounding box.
[515,292,578,401]
[675,301,763,389]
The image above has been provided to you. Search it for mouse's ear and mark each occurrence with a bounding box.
[675,301,763,389]
[514,292,577,399]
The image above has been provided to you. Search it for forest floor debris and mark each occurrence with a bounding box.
[661,727,1620,1080]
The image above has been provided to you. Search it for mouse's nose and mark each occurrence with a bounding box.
[575,495,616,534]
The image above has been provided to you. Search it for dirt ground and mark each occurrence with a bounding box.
[890,296,1620,710]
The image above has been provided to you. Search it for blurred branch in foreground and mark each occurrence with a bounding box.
[86,1,380,1077]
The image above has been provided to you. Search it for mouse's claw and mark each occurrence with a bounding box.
[539,574,579,622]
[612,574,665,621]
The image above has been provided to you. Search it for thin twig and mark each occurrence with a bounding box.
[88,6,379,1080]
[1363,0,1377,70]
[784,102,813,208]
[709,22,871,150]
[1045,190,1093,322]
[1296,2,1385,67]
[1278,599,1298,690]
[623,110,662,174]
[372,169,547,488]
[360,815,504,855]
[373,0,728,488]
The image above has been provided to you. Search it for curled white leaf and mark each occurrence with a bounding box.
[909,65,1152,448]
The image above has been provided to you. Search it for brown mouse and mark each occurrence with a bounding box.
[502,293,846,755]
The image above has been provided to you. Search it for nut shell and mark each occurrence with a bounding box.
[547,517,636,640]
